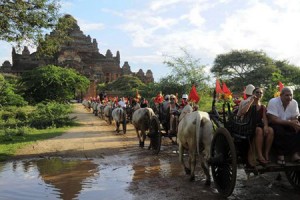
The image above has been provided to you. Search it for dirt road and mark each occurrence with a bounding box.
[16,103,138,159]
[14,103,300,200]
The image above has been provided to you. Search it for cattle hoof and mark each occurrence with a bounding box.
[185,167,191,175]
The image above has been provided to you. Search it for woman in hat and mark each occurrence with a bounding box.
[239,87,274,166]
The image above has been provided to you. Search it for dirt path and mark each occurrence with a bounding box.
[15,103,138,159]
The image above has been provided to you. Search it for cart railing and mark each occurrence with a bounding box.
[208,90,257,139]
[223,102,257,140]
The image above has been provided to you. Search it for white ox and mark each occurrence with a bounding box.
[103,105,113,124]
[132,107,156,148]
[82,100,91,111]
[177,105,213,184]
[112,107,126,134]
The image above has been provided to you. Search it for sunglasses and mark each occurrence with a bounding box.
[256,91,263,94]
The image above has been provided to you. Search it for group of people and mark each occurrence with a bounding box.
[154,93,193,134]
[237,84,300,166]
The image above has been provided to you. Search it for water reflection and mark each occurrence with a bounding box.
[0,158,99,200]
[36,158,99,200]
[131,156,181,181]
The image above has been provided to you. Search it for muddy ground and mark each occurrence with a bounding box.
[14,104,300,200]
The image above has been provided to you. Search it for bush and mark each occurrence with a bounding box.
[29,102,74,129]
[0,106,33,128]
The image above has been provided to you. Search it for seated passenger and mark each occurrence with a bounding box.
[239,87,274,166]
[140,97,149,108]
[237,84,255,117]
[267,87,300,165]
[179,94,189,110]
[169,94,180,134]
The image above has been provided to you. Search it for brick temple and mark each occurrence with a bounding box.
[0,15,154,98]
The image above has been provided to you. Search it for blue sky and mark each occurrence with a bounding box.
[1,0,300,82]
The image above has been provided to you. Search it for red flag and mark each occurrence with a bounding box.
[215,79,223,94]
[222,82,231,95]
[278,81,284,92]
[243,87,247,100]
[189,85,200,103]
[154,92,164,104]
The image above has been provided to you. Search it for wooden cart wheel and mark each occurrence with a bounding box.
[210,127,237,198]
[285,170,300,190]
[122,113,127,134]
[149,115,161,154]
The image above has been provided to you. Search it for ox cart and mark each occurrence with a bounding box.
[208,92,300,197]
[148,104,183,154]
[148,92,300,197]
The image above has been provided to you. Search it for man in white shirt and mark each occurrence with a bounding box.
[267,87,300,164]
[118,98,126,108]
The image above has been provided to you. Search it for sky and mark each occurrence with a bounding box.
[1,0,300,82]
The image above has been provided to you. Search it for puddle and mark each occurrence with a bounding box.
[0,158,134,200]
[1,157,299,200]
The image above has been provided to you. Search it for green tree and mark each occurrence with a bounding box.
[275,60,300,86]
[0,74,27,106]
[155,75,187,96]
[0,1,75,57]
[97,75,146,97]
[19,65,89,103]
[163,48,210,88]
[37,14,76,58]
[211,50,278,92]
[104,75,146,91]
[0,0,59,43]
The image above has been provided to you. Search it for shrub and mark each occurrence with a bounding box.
[29,102,73,129]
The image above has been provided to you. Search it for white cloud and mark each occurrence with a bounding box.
[77,19,105,32]
[149,0,183,11]
[216,1,300,65]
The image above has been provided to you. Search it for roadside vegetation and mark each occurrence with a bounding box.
[0,101,79,161]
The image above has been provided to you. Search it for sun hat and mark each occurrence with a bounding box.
[245,84,255,95]
[182,94,188,99]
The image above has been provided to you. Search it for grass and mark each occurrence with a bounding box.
[0,127,71,161]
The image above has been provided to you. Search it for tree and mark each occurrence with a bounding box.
[37,14,76,58]
[1,0,59,43]
[0,74,27,106]
[155,75,187,97]
[103,75,146,92]
[275,60,300,86]
[163,48,210,89]
[211,50,278,92]
[19,65,90,103]
[0,0,75,57]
